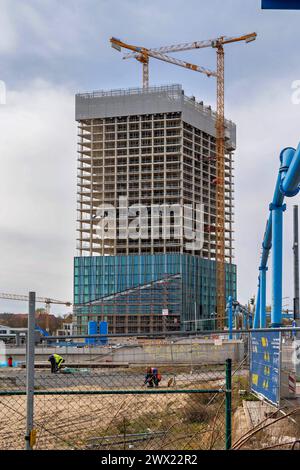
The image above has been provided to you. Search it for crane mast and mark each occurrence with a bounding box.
[215,44,226,328]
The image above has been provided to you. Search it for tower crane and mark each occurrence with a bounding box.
[110,37,216,86]
[110,33,256,329]
[0,293,72,332]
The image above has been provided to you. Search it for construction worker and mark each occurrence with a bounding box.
[144,367,161,387]
[48,353,65,373]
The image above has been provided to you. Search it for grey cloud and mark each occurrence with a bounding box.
[0,81,76,311]
[1,0,300,313]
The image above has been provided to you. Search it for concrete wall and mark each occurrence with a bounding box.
[113,339,244,365]
[5,339,244,365]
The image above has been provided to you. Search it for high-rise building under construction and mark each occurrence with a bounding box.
[74,84,236,334]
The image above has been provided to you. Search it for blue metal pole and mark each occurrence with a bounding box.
[228,296,233,340]
[271,203,286,326]
[259,267,267,328]
[243,308,247,329]
[280,145,298,196]
[253,281,260,328]
[253,142,300,331]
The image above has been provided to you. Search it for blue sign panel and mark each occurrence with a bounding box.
[99,321,108,345]
[262,0,300,9]
[250,332,281,405]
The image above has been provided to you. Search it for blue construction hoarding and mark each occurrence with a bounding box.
[250,331,281,405]
[99,321,108,345]
[262,0,300,9]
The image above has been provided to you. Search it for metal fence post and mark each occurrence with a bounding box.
[225,358,232,450]
[25,291,36,450]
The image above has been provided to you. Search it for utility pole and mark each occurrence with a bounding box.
[293,205,300,325]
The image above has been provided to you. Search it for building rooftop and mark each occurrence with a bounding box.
[75,84,236,148]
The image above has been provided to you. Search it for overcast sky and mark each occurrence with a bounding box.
[0,0,300,315]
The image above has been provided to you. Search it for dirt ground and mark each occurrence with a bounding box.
[0,389,225,450]
[232,400,300,450]
[0,364,232,450]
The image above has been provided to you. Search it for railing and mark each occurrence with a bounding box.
[76,84,183,99]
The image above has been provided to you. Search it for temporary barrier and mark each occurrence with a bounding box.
[250,331,281,405]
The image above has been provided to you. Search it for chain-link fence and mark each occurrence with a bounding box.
[0,388,227,450]
[9,326,300,451]
[0,330,245,450]
[3,302,300,452]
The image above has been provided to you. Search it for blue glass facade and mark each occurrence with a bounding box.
[74,254,237,334]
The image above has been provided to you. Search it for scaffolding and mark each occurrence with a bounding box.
[75,85,236,334]
[76,86,235,262]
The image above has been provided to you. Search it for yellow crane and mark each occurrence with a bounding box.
[0,293,72,332]
[110,37,216,84]
[110,33,257,329]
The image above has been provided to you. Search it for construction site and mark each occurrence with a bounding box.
[1,0,300,456]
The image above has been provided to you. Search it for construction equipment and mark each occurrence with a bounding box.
[0,293,72,332]
[110,33,257,329]
[120,34,256,86]
[253,142,300,328]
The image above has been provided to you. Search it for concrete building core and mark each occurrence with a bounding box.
[74,84,237,334]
